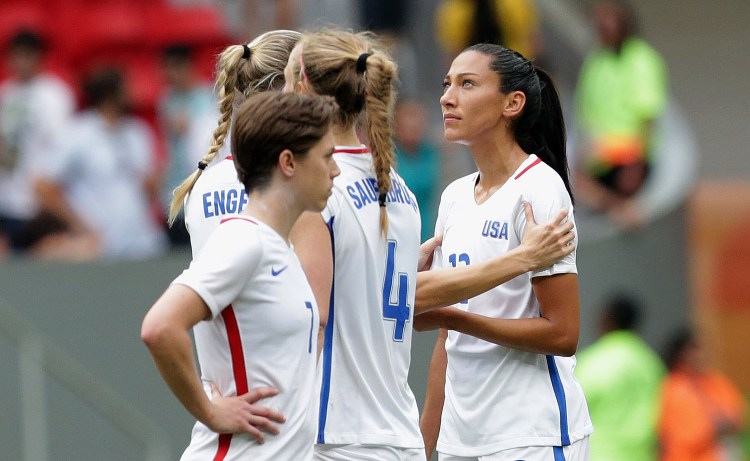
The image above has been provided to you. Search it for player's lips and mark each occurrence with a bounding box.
[443,113,460,122]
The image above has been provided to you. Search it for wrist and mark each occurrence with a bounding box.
[440,306,463,330]
[506,247,534,273]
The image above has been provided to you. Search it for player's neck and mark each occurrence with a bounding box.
[243,188,302,244]
[471,139,528,188]
[333,125,362,147]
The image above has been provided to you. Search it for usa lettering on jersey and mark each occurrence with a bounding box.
[481,220,509,240]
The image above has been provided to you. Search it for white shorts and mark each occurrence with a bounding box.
[314,444,426,461]
[438,436,590,461]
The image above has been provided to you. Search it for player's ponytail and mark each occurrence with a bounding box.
[295,30,398,235]
[167,30,301,226]
[360,52,397,234]
[467,43,574,204]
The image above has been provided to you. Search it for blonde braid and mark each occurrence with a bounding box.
[362,52,397,235]
[167,45,245,226]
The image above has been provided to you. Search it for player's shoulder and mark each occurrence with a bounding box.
[516,156,565,188]
[214,215,263,240]
[516,157,573,208]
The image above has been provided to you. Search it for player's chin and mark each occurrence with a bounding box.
[442,127,463,143]
[310,193,330,212]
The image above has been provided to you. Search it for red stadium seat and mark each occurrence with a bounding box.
[56,2,149,64]
[0,2,49,48]
[144,4,232,49]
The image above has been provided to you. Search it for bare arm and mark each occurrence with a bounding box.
[420,329,447,460]
[289,211,332,358]
[141,284,285,441]
[415,273,580,356]
[415,205,574,313]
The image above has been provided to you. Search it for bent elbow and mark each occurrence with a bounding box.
[140,314,166,349]
[555,336,578,357]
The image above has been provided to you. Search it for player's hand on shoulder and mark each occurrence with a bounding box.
[418,235,443,272]
[205,382,285,443]
[520,203,575,270]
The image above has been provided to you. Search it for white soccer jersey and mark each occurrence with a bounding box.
[316,146,424,448]
[432,154,593,457]
[174,216,319,461]
[184,156,247,258]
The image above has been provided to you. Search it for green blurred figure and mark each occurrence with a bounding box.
[576,292,665,461]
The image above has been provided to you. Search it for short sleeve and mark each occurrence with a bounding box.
[173,221,263,318]
[514,178,578,278]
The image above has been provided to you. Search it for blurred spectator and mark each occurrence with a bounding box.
[0,30,75,255]
[359,0,419,98]
[573,0,668,231]
[158,44,219,247]
[659,329,747,461]
[228,0,298,41]
[576,292,665,461]
[393,99,440,241]
[32,68,167,261]
[434,0,540,63]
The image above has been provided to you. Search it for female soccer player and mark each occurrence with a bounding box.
[417,44,593,461]
[283,29,427,460]
[167,30,301,256]
[141,91,340,461]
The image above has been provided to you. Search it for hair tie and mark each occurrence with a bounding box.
[242,44,251,60]
[356,53,372,74]
[197,161,208,171]
[378,193,387,207]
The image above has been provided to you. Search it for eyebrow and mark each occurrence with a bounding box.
[444,72,481,79]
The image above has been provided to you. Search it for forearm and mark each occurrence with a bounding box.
[421,330,447,460]
[145,326,213,423]
[444,311,577,356]
[415,248,530,313]
[142,286,215,425]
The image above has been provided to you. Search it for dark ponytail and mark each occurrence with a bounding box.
[467,43,574,204]
[522,67,573,205]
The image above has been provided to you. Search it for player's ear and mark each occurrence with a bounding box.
[278,149,295,178]
[503,90,526,119]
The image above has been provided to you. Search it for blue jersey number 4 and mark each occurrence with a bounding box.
[382,240,410,342]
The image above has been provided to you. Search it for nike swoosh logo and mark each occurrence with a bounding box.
[271,265,288,277]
